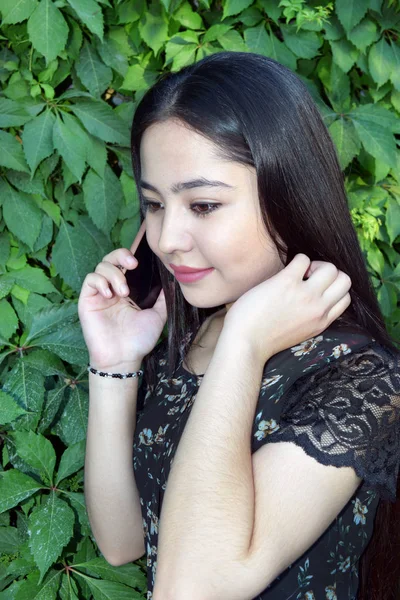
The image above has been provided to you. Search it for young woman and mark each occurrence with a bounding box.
[79,52,400,600]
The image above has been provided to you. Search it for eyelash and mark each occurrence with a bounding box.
[142,200,221,219]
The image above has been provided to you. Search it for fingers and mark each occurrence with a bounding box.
[83,249,138,299]
[326,292,352,324]
[101,249,138,273]
[289,255,352,317]
[322,270,352,307]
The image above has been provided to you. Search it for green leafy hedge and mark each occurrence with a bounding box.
[0,0,399,598]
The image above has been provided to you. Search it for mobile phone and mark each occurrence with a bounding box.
[125,220,163,310]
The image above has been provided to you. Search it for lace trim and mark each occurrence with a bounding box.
[268,342,400,502]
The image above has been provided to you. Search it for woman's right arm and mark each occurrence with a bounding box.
[78,244,167,566]
[84,363,146,566]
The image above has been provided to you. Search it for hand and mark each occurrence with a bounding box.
[223,254,352,363]
[78,247,167,371]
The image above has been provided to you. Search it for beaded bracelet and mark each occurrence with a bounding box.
[87,364,143,379]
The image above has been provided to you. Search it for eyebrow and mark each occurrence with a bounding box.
[140,177,236,196]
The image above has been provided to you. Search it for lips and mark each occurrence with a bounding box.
[170,264,212,274]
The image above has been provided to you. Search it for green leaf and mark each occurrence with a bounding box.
[222,0,253,19]
[30,321,88,366]
[63,491,91,533]
[0,298,18,340]
[27,0,69,64]
[280,24,322,59]
[53,113,87,182]
[83,577,141,600]
[324,15,345,41]
[347,17,379,53]
[329,118,361,170]
[2,360,45,430]
[66,0,104,40]
[0,98,33,127]
[219,29,248,52]
[368,0,382,12]
[10,430,56,485]
[335,0,368,32]
[350,103,400,133]
[0,470,41,513]
[173,1,203,29]
[0,526,22,554]
[0,130,29,173]
[86,134,107,177]
[202,24,232,43]
[0,390,26,425]
[76,556,145,587]
[392,89,400,112]
[13,568,62,600]
[28,493,75,584]
[0,0,38,24]
[83,166,124,236]
[24,301,77,344]
[328,63,351,112]
[2,182,43,251]
[377,282,396,317]
[97,36,129,77]
[368,37,395,87]
[71,100,130,146]
[75,41,112,98]
[138,1,168,55]
[164,30,199,67]
[10,264,57,294]
[267,28,297,71]
[352,118,397,168]
[54,385,88,445]
[50,215,111,295]
[386,197,400,244]
[330,39,359,72]
[367,244,385,275]
[21,109,55,175]
[55,440,85,486]
[390,42,400,91]
[120,63,157,92]
[244,22,271,56]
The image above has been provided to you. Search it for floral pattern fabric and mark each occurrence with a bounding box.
[132,324,400,600]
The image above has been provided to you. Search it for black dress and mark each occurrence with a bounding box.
[132,324,400,600]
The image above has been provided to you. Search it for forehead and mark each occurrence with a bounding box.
[140,119,251,186]
[140,119,220,162]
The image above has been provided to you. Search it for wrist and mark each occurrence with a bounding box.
[88,358,144,373]
[218,325,273,366]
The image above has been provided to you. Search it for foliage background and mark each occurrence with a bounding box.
[0,0,399,598]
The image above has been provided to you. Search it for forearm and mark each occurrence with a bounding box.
[84,365,145,565]
[154,332,266,598]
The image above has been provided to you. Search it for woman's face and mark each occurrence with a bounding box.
[140,118,285,312]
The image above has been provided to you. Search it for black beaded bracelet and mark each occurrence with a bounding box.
[87,364,143,379]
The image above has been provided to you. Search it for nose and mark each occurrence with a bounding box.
[156,206,193,257]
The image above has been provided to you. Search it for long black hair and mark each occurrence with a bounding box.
[130,51,400,599]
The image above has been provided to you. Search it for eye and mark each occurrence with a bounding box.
[142,200,221,219]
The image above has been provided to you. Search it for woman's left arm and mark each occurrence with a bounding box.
[153,328,266,600]
[153,256,362,600]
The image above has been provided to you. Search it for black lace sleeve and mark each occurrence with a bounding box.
[267,343,400,502]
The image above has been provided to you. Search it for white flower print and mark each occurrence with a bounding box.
[291,335,324,357]
[331,343,351,358]
[254,418,280,441]
[353,497,368,525]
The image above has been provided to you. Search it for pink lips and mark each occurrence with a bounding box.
[172,268,214,283]
[170,264,212,273]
